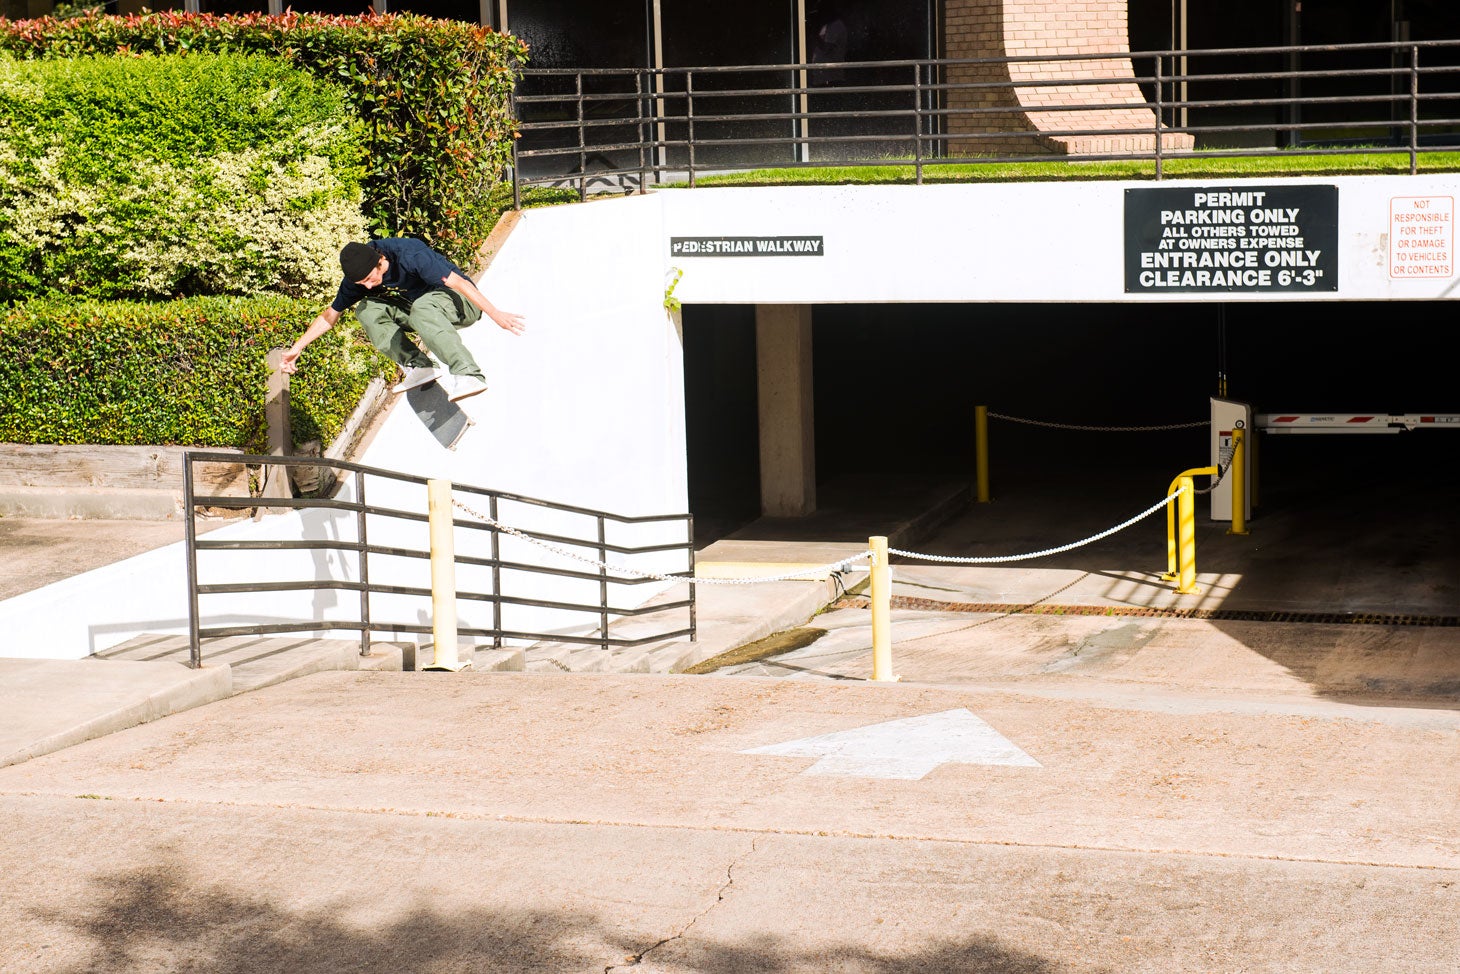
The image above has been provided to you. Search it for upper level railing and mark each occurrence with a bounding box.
[510,39,1460,203]
[182,452,695,669]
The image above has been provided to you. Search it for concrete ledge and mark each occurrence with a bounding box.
[0,485,184,521]
[663,580,837,673]
[356,644,406,672]
[0,657,232,769]
[229,639,372,693]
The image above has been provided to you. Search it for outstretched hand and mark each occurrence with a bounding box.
[279,347,302,374]
[489,309,526,336]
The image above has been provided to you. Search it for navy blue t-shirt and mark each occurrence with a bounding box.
[329,237,466,313]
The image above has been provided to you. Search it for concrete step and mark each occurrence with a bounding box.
[0,484,186,520]
[470,647,527,672]
[524,636,672,674]
[98,634,405,693]
[523,643,578,673]
[521,575,842,675]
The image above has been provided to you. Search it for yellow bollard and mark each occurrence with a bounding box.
[869,536,896,682]
[424,478,470,672]
[1162,466,1217,587]
[1227,427,1249,536]
[1176,475,1200,594]
[975,405,990,503]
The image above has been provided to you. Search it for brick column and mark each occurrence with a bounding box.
[944,0,1193,156]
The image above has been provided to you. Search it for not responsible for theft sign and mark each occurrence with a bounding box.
[1125,185,1339,293]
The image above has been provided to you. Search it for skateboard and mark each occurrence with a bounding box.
[405,380,474,451]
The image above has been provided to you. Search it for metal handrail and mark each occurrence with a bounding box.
[182,451,696,668]
[511,38,1460,203]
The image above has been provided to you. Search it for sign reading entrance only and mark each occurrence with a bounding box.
[1125,185,1339,293]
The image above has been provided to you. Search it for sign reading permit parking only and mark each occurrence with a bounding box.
[671,235,825,257]
[1125,185,1339,293]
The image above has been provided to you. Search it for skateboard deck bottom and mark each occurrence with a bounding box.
[406,381,474,450]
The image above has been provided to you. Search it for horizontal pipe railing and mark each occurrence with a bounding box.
[195,618,695,649]
[183,452,696,667]
[511,38,1460,201]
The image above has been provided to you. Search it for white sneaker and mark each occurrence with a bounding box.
[391,366,438,394]
[448,374,488,402]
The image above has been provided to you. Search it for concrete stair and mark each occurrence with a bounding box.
[97,634,525,693]
[522,575,842,675]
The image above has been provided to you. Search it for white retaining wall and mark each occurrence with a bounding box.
[3,175,1454,658]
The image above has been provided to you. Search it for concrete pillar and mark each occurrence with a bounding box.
[755,304,816,517]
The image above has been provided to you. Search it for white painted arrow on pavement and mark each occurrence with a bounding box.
[741,708,1041,780]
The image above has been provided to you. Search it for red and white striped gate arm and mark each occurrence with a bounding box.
[1256,413,1460,433]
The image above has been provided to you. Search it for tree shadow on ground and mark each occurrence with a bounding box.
[25,858,1083,974]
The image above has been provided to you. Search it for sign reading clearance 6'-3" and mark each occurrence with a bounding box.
[671,236,825,257]
[1125,185,1339,293]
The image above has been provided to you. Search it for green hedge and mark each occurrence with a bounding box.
[0,52,366,303]
[0,11,529,268]
[0,297,391,450]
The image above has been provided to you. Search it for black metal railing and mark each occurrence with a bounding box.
[182,452,695,669]
[511,39,1460,203]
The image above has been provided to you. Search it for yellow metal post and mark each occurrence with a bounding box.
[974,405,990,503]
[1176,475,1200,594]
[1162,466,1217,586]
[1227,427,1249,536]
[424,478,470,672]
[869,536,896,682]
[1165,475,1180,578]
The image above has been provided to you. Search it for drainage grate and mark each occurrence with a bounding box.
[831,596,1460,627]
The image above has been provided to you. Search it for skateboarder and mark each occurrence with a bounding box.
[280,237,525,402]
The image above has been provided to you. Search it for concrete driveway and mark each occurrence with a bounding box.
[2,670,1455,973]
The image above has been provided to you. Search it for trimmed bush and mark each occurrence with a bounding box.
[0,52,366,303]
[0,12,529,268]
[0,297,391,450]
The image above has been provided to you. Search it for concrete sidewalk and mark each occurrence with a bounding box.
[1,670,1456,973]
[0,479,958,765]
[0,532,854,769]
[2,481,1459,970]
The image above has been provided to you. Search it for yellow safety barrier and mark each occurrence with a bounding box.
[1228,427,1249,536]
[1162,465,1217,595]
[868,535,897,682]
[425,478,471,672]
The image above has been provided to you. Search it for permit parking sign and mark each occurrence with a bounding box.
[1125,185,1339,293]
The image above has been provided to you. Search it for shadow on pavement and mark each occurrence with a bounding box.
[26,859,1072,974]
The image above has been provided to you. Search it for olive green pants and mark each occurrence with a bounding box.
[356,290,484,380]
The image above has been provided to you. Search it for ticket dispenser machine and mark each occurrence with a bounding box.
[1209,397,1253,523]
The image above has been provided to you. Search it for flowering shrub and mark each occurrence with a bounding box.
[0,11,529,267]
[0,296,389,449]
[0,52,366,302]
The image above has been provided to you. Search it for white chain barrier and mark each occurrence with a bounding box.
[889,488,1184,564]
[451,487,1187,582]
[989,411,1205,432]
[451,498,872,584]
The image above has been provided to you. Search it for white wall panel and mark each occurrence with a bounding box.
[4,176,1453,659]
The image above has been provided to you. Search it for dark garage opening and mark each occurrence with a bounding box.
[683,301,1460,575]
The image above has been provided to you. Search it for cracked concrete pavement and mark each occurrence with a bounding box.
[1,671,1456,973]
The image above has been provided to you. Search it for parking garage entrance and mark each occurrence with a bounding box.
[682,299,1460,615]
